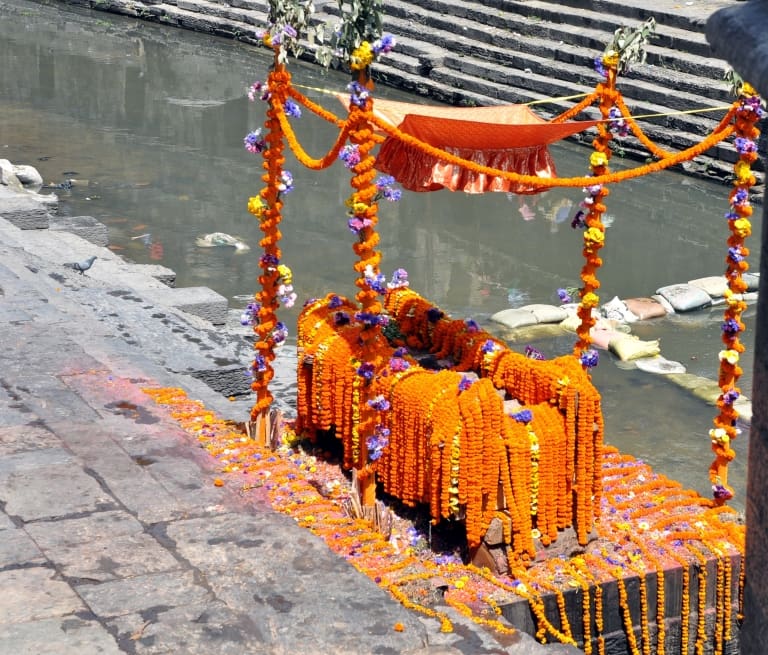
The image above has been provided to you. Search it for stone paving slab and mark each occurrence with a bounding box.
[0,528,46,568]
[0,567,86,624]
[0,616,122,655]
[0,424,61,456]
[0,453,116,521]
[75,570,213,618]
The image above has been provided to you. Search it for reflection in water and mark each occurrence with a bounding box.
[0,0,757,509]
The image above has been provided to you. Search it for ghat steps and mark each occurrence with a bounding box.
[72,0,754,185]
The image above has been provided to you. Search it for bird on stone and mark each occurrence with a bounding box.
[63,256,97,275]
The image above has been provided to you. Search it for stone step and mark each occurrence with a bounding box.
[389,0,716,59]
[384,13,732,104]
[526,0,715,31]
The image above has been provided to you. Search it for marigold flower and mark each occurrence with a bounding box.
[590,151,608,168]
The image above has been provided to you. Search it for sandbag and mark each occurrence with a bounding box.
[742,272,760,292]
[600,296,638,323]
[491,304,567,329]
[688,276,728,298]
[635,356,686,375]
[623,297,668,320]
[609,335,661,361]
[527,304,569,324]
[591,327,625,350]
[491,307,539,329]
[655,283,712,312]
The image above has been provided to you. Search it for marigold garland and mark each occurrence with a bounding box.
[249,62,291,423]
[709,83,762,505]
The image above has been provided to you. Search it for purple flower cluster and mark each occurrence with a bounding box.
[278,170,294,195]
[722,318,741,335]
[365,269,387,294]
[339,144,361,169]
[712,483,733,501]
[739,95,764,119]
[367,426,390,462]
[572,180,603,229]
[334,311,351,326]
[259,23,297,47]
[244,130,267,154]
[511,409,533,424]
[465,318,479,333]
[608,106,629,137]
[721,389,740,405]
[525,345,545,360]
[593,56,608,78]
[374,175,402,202]
[580,349,600,369]
[557,288,572,304]
[272,321,288,344]
[347,80,370,108]
[348,216,374,235]
[250,354,267,376]
[329,295,343,309]
[734,137,757,154]
[373,34,396,55]
[240,301,262,326]
[354,311,388,328]
[247,80,270,102]
[387,268,409,289]
[389,356,410,372]
[284,98,302,118]
[728,246,745,263]
[732,188,749,207]
[367,395,391,411]
[481,339,497,354]
[458,375,474,392]
[260,253,279,267]
[357,362,375,382]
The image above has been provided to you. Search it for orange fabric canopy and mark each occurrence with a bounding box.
[338,96,599,193]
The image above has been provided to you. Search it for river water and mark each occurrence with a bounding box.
[0,0,758,509]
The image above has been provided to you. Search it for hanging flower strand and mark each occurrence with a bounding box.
[573,52,616,371]
[245,61,296,426]
[709,83,762,505]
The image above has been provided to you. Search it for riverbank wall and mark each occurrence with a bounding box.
[53,0,761,193]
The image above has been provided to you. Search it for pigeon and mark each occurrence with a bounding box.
[63,256,97,275]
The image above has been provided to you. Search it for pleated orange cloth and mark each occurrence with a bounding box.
[338,95,599,193]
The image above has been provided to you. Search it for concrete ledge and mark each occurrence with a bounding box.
[131,264,177,288]
[49,215,109,247]
[142,286,229,325]
[0,190,50,230]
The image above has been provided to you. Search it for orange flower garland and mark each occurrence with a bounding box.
[574,56,615,361]
[709,83,761,505]
[249,62,291,423]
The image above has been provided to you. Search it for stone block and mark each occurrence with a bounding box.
[131,263,176,287]
[142,286,228,324]
[49,215,109,247]
[0,192,50,230]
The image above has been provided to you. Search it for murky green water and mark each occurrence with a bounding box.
[0,0,756,508]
